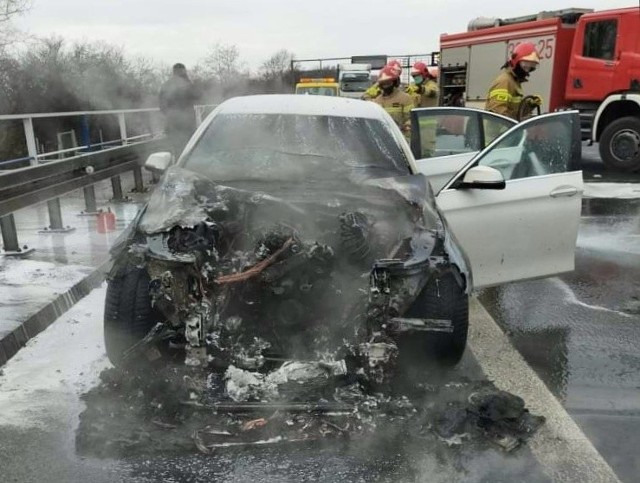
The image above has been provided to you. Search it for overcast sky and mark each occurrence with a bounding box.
[16,0,634,70]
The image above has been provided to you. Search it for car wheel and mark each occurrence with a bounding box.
[599,117,640,172]
[104,268,157,367]
[402,271,469,366]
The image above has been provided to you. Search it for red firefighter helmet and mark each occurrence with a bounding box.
[388,59,403,76]
[427,66,439,79]
[509,42,540,69]
[410,61,429,78]
[378,65,400,84]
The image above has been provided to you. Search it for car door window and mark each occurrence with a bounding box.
[411,108,514,159]
[474,112,579,180]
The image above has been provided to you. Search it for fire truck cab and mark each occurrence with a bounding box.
[440,7,640,171]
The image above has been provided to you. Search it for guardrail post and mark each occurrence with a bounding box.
[39,199,75,234]
[22,117,38,166]
[111,175,125,201]
[82,185,99,214]
[118,113,128,145]
[0,215,20,253]
[48,199,64,230]
[132,167,144,193]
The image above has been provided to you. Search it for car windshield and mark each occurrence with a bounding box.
[340,73,370,92]
[181,113,410,183]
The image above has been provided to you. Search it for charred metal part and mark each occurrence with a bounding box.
[184,401,356,414]
[339,211,372,263]
[387,317,453,334]
[359,339,398,387]
[167,221,221,255]
[121,322,173,365]
[184,301,213,366]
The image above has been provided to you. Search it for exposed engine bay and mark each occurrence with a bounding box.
[108,167,456,388]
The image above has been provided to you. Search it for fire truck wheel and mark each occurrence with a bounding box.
[599,116,640,172]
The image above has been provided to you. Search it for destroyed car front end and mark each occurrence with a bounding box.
[105,99,470,390]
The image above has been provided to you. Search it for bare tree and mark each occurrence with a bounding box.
[260,49,295,81]
[200,43,246,85]
[0,0,31,48]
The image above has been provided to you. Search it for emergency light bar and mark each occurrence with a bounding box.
[299,78,336,83]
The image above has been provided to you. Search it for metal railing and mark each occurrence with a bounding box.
[0,104,221,257]
[0,107,174,256]
[0,108,163,169]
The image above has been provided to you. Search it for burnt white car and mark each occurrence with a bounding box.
[104,95,583,379]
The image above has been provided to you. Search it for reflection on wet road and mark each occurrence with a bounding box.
[480,196,640,483]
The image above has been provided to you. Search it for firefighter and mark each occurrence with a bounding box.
[361,60,402,101]
[406,62,439,107]
[485,42,542,121]
[370,63,416,138]
[406,62,439,156]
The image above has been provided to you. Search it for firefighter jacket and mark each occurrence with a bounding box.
[362,83,381,101]
[406,80,439,108]
[372,88,416,137]
[484,68,527,121]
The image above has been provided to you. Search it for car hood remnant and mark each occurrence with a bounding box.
[110,166,452,385]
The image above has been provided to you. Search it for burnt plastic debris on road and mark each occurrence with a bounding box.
[76,362,545,458]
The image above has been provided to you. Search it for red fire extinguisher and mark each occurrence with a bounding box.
[97,208,116,233]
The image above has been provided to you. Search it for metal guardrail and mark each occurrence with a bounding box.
[0,137,165,257]
[0,104,219,257]
[0,139,163,218]
[0,107,163,168]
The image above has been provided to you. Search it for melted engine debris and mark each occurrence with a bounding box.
[110,168,449,384]
[76,365,544,457]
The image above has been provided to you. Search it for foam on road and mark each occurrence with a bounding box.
[0,285,109,428]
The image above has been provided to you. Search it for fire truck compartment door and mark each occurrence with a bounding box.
[436,111,583,290]
[412,108,516,193]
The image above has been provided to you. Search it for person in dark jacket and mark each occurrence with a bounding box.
[159,63,198,158]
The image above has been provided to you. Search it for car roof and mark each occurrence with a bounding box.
[214,94,386,119]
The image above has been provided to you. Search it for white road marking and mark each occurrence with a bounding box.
[469,298,622,483]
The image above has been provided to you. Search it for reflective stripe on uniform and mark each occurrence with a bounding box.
[489,88,522,104]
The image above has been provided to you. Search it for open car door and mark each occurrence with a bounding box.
[435,111,583,290]
[411,107,516,192]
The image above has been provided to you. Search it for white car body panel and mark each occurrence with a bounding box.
[437,171,583,289]
[432,111,584,290]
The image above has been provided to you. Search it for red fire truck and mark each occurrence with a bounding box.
[439,7,640,171]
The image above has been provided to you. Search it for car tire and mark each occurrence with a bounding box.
[403,271,469,366]
[599,117,640,172]
[104,268,157,367]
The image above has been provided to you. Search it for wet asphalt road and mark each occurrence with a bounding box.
[480,144,640,483]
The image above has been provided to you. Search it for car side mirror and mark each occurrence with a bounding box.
[458,166,506,190]
[144,152,172,173]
